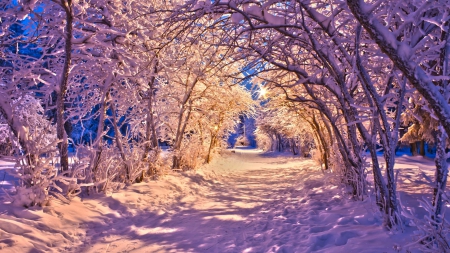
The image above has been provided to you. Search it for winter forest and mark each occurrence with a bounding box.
[0,0,450,252]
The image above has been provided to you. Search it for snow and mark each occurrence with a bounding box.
[245,6,263,19]
[0,158,16,193]
[0,149,443,252]
[231,13,245,24]
[264,13,285,26]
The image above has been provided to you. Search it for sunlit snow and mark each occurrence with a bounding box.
[0,148,442,252]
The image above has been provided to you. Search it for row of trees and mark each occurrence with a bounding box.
[164,0,449,250]
[0,0,254,205]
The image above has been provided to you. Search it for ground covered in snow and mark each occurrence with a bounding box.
[0,148,441,252]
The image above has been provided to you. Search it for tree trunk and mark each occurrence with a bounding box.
[206,133,216,164]
[58,0,73,172]
[432,128,448,224]
[171,78,197,170]
[291,139,297,155]
[411,142,418,156]
[310,115,329,170]
[144,59,159,157]
[110,101,130,181]
[270,134,276,152]
[142,62,160,178]
[420,139,426,157]
[383,141,400,227]
[90,89,111,182]
[277,133,282,152]
[172,106,192,170]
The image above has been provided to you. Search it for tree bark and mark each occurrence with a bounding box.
[57,0,73,172]
[291,139,298,156]
[90,89,111,178]
[142,60,160,178]
[420,140,426,157]
[206,132,217,164]
[432,128,448,224]
[310,114,329,171]
[411,142,418,156]
[110,101,130,181]
[172,105,192,170]
[144,59,160,156]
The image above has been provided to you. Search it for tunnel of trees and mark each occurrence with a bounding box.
[1,0,449,250]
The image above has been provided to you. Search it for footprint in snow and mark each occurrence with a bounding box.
[334,231,361,246]
[309,225,332,233]
[309,233,334,251]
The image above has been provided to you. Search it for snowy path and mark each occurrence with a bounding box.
[0,149,413,252]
